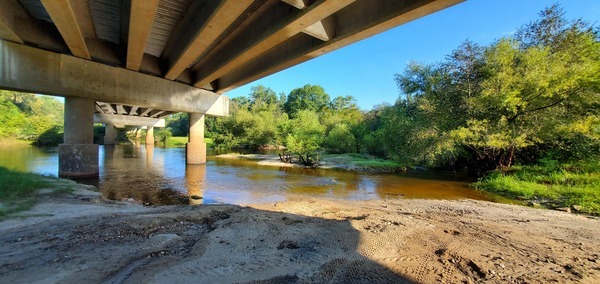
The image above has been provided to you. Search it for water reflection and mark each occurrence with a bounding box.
[0,144,494,206]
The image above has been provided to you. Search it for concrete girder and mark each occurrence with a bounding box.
[216,0,464,93]
[94,113,165,127]
[193,0,356,89]
[0,0,23,44]
[163,0,253,81]
[0,40,229,117]
[129,106,139,116]
[40,0,91,59]
[127,0,159,71]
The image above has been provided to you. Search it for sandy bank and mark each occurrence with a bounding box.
[1,184,599,283]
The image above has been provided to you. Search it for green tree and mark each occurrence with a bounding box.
[284,84,330,117]
[285,110,325,165]
[154,128,172,146]
[387,4,599,170]
[165,113,189,137]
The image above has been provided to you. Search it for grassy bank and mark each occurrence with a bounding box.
[0,167,73,217]
[166,137,213,148]
[473,160,600,214]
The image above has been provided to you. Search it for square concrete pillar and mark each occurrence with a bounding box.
[59,97,99,178]
[146,126,155,145]
[104,124,118,145]
[187,113,206,164]
[186,142,207,164]
[58,144,99,178]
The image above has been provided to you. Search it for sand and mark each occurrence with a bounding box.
[1,185,599,283]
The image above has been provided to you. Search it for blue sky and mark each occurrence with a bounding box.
[226,0,600,110]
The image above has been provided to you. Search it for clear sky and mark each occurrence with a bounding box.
[225,0,600,110]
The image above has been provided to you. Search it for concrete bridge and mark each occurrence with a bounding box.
[0,0,462,178]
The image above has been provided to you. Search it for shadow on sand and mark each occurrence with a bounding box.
[0,204,413,283]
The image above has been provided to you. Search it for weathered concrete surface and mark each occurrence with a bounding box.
[94,113,165,127]
[103,124,118,145]
[60,97,98,178]
[63,97,94,144]
[187,113,206,164]
[146,126,155,145]
[58,144,99,178]
[186,142,207,165]
[0,40,229,117]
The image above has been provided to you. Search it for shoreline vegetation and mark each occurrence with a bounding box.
[0,167,74,217]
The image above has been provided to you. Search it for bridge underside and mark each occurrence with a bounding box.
[0,0,463,178]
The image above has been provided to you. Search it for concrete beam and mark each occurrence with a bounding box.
[217,0,464,92]
[281,0,311,9]
[193,0,356,88]
[163,0,253,80]
[41,0,91,59]
[0,0,23,44]
[94,113,165,127]
[0,40,229,117]
[126,0,159,71]
[302,16,335,41]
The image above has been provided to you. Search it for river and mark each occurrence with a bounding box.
[0,144,494,205]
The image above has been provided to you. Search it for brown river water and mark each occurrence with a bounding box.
[0,144,495,205]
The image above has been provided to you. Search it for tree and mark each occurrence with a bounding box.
[386,4,599,171]
[154,129,172,146]
[284,84,330,117]
[165,113,189,137]
[285,110,325,166]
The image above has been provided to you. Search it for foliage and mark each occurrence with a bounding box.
[0,166,72,217]
[0,91,64,145]
[166,113,189,137]
[379,4,599,171]
[285,110,325,165]
[154,128,172,145]
[474,159,600,214]
[284,84,330,118]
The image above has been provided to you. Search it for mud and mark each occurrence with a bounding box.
[1,186,599,283]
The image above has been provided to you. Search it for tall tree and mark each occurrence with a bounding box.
[284,84,330,117]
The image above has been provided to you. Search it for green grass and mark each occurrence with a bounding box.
[166,136,213,148]
[473,159,600,214]
[0,167,73,217]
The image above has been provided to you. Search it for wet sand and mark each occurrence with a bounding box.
[1,185,599,283]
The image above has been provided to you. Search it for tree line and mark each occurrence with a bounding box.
[0,91,64,145]
[171,5,597,172]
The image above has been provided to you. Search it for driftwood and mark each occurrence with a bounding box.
[279,152,294,163]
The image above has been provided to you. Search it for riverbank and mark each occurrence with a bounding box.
[0,183,599,283]
[215,153,406,173]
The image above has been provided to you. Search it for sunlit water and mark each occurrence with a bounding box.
[0,144,494,205]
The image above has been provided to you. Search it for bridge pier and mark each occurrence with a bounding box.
[186,113,206,164]
[59,97,99,178]
[103,124,118,145]
[146,126,155,145]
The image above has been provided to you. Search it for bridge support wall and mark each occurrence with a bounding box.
[104,124,118,145]
[146,126,155,145]
[59,97,99,178]
[186,113,206,164]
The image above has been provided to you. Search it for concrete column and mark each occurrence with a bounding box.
[186,113,206,164]
[59,97,99,178]
[186,164,206,205]
[103,124,118,145]
[146,126,155,145]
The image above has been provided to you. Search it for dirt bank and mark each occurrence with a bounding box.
[1,186,599,283]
